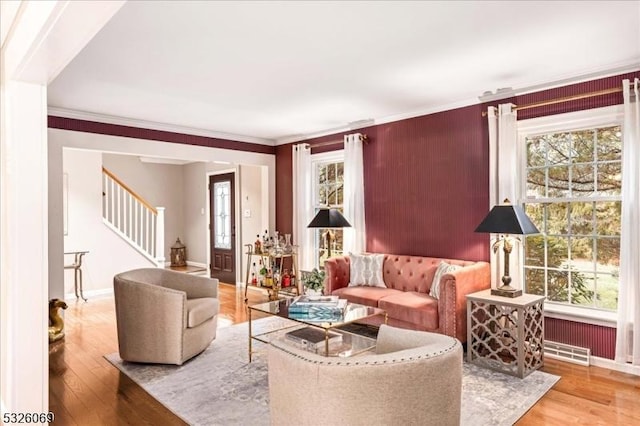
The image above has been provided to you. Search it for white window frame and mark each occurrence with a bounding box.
[310,149,345,269]
[518,105,623,326]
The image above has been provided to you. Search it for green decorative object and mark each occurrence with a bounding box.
[304,268,326,293]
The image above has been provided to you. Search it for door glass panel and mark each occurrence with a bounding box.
[214,181,231,249]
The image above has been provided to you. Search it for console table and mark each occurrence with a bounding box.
[466,289,545,378]
[64,251,89,301]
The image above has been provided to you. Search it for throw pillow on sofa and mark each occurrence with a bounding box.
[429,261,462,299]
[348,253,386,288]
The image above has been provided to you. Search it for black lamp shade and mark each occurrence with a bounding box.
[308,208,351,228]
[475,204,539,235]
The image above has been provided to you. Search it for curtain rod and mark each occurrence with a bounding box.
[481,86,623,117]
[302,134,368,149]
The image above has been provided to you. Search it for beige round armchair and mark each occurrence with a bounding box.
[268,324,462,426]
[114,268,219,365]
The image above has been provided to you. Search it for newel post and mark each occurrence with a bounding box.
[156,207,165,267]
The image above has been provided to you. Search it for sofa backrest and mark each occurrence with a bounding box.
[382,255,477,294]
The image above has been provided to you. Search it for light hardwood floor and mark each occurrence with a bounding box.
[49,284,639,425]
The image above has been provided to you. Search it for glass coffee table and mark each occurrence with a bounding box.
[247,297,387,362]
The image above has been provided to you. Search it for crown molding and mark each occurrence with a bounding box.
[138,156,194,165]
[47,107,276,146]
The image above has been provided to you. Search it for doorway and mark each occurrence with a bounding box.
[209,172,236,284]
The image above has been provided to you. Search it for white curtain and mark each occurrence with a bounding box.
[616,78,640,366]
[487,104,523,290]
[343,133,366,253]
[292,144,314,271]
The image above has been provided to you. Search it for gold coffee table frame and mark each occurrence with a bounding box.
[247,298,387,362]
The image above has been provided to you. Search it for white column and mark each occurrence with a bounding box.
[1,80,49,413]
[156,207,166,268]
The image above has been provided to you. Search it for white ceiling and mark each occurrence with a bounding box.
[48,1,640,145]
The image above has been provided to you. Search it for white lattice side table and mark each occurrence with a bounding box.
[466,289,545,378]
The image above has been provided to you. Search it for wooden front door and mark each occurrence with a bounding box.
[209,173,236,284]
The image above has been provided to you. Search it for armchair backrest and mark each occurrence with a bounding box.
[268,325,462,426]
[113,268,219,365]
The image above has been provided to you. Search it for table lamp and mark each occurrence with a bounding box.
[475,199,540,297]
[307,208,351,258]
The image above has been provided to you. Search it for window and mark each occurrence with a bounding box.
[521,108,622,313]
[312,152,344,268]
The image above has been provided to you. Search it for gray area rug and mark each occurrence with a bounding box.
[105,317,559,426]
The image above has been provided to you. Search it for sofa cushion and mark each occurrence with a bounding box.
[349,253,385,287]
[383,255,439,293]
[378,292,439,330]
[185,297,219,328]
[332,286,403,307]
[429,262,462,299]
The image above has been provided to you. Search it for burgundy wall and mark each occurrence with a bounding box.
[545,318,616,360]
[276,103,491,261]
[48,116,276,154]
[363,104,489,260]
[275,144,293,236]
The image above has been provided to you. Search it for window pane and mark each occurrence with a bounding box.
[595,201,621,235]
[546,133,571,165]
[327,185,337,206]
[547,270,569,303]
[570,237,593,268]
[336,184,343,205]
[596,238,620,270]
[547,237,568,268]
[596,273,618,310]
[597,126,622,161]
[571,130,594,163]
[526,169,546,198]
[213,181,231,249]
[571,272,594,307]
[570,202,594,236]
[525,235,545,267]
[596,162,622,196]
[571,164,594,196]
[526,136,546,167]
[547,203,568,235]
[336,162,344,183]
[318,164,327,184]
[547,166,570,197]
[524,268,545,296]
[317,185,327,206]
[327,163,336,183]
[525,203,544,231]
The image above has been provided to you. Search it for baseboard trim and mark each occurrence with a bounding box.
[590,355,640,376]
[187,261,207,268]
[64,287,113,301]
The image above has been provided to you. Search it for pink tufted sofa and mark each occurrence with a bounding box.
[324,254,490,343]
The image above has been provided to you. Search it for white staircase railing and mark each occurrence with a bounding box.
[102,167,165,267]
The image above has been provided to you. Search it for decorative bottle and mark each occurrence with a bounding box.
[259,260,267,286]
[290,271,296,291]
[254,235,262,254]
[282,269,291,287]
